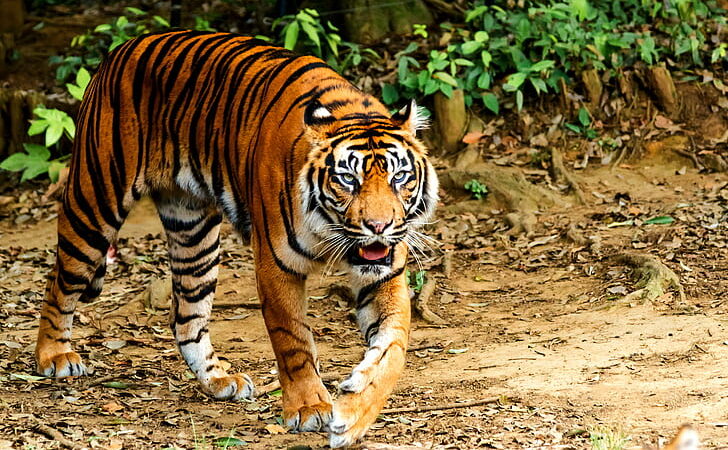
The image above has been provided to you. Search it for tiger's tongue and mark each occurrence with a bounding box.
[358,243,390,261]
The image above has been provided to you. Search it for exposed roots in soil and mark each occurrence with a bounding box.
[615,253,686,303]
[446,163,563,236]
[550,147,587,204]
[413,277,447,325]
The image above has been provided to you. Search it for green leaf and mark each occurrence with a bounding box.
[516,90,523,112]
[439,83,453,98]
[381,84,399,105]
[483,93,499,115]
[283,21,299,50]
[433,72,458,87]
[300,21,321,54]
[461,40,482,55]
[267,388,282,397]
[94,24,112,33]
[481,50,492,67]
[66,84,85,101]
[77,68,91,88]
[154,15,171,28]
[22,161,51,181]
[477,72,491,90]
[530,60,555,72]
[24,143,51,160]
[564,123,582,134]
[474,31,489,43]
[423,78,439,96]
[214,437,247,447]
[643,215,675,225]
[46,123,64,147]
[578,107,591,127]
[503,72,527,91]
[10,373,47,382]
[124,6,146,16]
[27,119,48,136]
[530,78,547,94]
[0,153,31,172]
[453,58,474,67]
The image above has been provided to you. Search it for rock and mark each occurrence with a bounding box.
[144,276,172,310]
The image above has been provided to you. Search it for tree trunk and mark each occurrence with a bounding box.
[342,0,433,45]
[0,0,24,35]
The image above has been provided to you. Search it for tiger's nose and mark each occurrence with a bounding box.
[363,219,391,234]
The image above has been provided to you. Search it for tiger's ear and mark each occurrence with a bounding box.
[304,100,336,143]
[391,99,429,134]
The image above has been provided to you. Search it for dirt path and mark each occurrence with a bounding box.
[0,162,726,449]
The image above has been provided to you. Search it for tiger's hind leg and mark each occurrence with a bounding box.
[36,185,125,377]
[155,193,255,401]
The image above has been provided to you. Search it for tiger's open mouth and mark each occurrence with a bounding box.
[348,242,393,266]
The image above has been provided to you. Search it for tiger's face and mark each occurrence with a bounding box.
[299,98,438,279]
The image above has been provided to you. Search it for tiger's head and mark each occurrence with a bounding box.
[298,94,439,279]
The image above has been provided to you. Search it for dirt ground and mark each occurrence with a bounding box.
[0,7,727,450]
[0,155,726,449]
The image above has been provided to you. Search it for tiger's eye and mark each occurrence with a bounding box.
[340,173,356,184]
[393,171,408,182]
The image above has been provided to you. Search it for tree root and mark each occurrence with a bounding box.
[413,277,447,325]
[381,397,502,415]
[615,253,685,302]
[32,416,75,449]
[445,163,564,236]
[550,147,587,204]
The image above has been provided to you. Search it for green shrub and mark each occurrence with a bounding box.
[49,7,173,83]
[271,8,379,73]
[383,0,727,114]
[0,68,90,182]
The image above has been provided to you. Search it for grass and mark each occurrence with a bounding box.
[589,425,631,450]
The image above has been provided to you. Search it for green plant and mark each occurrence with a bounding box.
[271,8,379,73]
[589,425,631,450]
[2,104,76,181]
[413,24,428,38]
[464,179,488,200]
[565,106,598,139]
[49,7,172,83]
[384,0,727,115]
[66,67,91,101]
[0,144,68,182]
[407,270,427,293]
[0,68,89,182]
[273,9,340,62]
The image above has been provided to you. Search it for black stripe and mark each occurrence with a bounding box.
[178,327,209,346]
[356,266,405,310]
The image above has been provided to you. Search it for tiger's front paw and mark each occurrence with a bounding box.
[283,401,333,432]
[37,351,87,377]
[329,392,382,448]
[207,373,255,401]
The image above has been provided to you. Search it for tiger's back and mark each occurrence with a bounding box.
[37,30,439,448]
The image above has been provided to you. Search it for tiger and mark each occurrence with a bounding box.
[35,30,438,448]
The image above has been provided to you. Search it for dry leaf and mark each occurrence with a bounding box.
[264,424,287,434]
[462,131,485,144]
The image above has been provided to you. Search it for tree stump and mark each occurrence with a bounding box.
[0,88,46,158]
[433,89,467,155]
[646,65,678,115]
[0,0,24,35]
[581,69,602,112]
